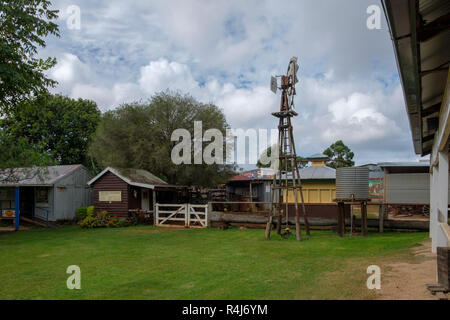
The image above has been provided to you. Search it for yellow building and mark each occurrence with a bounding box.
[287,153,336,204]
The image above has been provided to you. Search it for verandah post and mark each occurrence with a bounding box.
[14,187,20,231]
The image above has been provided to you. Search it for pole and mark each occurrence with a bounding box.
[14,187,20,231]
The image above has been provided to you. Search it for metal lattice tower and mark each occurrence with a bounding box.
[265,58,310,241]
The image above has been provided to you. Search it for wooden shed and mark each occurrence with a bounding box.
[87,167,187,217]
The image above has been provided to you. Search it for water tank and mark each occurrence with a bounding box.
[335,167,369,200]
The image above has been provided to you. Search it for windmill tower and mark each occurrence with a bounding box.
[265,57,310,241]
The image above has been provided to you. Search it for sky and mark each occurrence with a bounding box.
[41,0,428,167]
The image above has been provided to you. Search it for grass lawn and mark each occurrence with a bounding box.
[0,226,428,300]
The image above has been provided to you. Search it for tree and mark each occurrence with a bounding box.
[257,145,308,169]
[0,93,101,169]
[89,91,236,187]
[0,129,55,181]
[323,140,355,168]
[0,0,59,114]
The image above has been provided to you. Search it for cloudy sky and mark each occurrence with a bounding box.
[42,0,427,167]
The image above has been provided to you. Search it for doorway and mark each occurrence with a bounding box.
[141,189,150,211]
[19,187,34,218]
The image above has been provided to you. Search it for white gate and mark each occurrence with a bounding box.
[155,204,208,228]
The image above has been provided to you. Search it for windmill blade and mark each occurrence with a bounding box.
[270,76,277,94]
[287,56,299,85]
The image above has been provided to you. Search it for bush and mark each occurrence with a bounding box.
[124,216,138,227]
[86,206,95,217]
[80,216,100,229]
[75,206,88,220]
[96,210,109,228]
[106,216,120,228]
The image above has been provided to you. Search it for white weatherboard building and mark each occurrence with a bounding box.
[384,0,450,252]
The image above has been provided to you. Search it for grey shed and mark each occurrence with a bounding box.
[0,164,93,222]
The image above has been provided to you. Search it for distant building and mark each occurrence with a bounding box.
[226,153,350,221]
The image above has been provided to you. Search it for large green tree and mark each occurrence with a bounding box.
[90,91,234,187]
[89,91,236,187]
[323,140,355,168]
[0,0,59,114]
[0,129,54,182]
[1,93,101,169]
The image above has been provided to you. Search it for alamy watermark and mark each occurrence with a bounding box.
[366,265,381,290]
[61,5,81,30]
[66,265,81,289]
[366,5,381,30]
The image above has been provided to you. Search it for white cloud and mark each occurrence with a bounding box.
[322,92,401,144]
[41,0,424,164]
[138,59,200,95]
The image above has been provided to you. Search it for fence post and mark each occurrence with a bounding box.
[155,203,159,225]
[378,204,385,233]
[185,204,189,228]
[206,203,211,227]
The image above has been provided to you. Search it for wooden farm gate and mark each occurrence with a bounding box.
[155,204,208,228]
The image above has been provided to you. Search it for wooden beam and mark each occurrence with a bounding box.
[422,102,442,117]
[423,133,436,143]
[418,13,450,42]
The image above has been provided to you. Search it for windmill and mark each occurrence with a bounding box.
[266,57,310,241]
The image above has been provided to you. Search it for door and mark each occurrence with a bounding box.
[141,189,150,211]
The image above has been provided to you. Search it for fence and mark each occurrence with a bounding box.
[155,203,208,228]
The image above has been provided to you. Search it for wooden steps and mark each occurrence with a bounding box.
[20,216,49,228]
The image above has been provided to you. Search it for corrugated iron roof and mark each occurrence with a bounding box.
[0,164,82,186]
[300,165,336,179]
[383,0,450,155]
[377,161,430,167]
[88,167,168,189]
[277,166,336,180]
[229,174,252,182]
[307,153,329,160]
[116,168,167,185]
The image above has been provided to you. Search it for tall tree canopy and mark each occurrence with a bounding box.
[0,0,59,113]
[0,93,101,169]
[0,129,54,182]
[323,140,355,168]
[89,91,236,187]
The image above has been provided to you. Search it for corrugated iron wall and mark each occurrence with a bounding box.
[286,182,336,204]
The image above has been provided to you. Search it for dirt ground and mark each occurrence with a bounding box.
[376,239,447,300]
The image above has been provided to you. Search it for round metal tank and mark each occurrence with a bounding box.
[335,167,369,200]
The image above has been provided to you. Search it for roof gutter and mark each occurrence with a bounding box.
[382,0,423,155]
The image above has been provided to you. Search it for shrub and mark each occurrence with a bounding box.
[86,206,95,217]
[96,210,109,228]
[124,216,138,227]
[80,216,99,229]
[107,216,120,228]
[75,206,88,220]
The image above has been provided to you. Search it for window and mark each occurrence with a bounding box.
[0,188,14,209]
[36,187,49,206]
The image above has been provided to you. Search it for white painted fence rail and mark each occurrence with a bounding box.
[155,203,208,228]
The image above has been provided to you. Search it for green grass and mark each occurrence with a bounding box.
[0,226,428,300]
